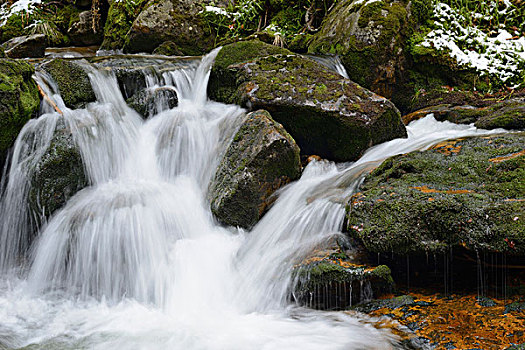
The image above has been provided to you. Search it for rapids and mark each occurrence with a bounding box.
[0,50,506,349]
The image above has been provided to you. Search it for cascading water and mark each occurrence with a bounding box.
[0,50,506,349]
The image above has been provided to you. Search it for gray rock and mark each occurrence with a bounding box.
[209,110,302,228]
[126,87,178,118]
[123,0,218,55]
[3,34,46,58]
[68,10,103,46]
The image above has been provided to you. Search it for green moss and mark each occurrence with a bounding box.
[29,122,88,220]
[208,40,291,103]
[347,133,525,255]
[100,0,149,51]
[41,59,96,109]
[209,109,301,228]
[0,59,40,157]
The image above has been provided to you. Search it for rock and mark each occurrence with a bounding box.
[350,295,415,313]
[308,0,414,100]
[403,98,525,130]
[346,133,525,255]
[209,110,301,228]
[2,34,46,58]
[29,120,88,220]
[208,40,291,103]
[123,0,218,55]
[152,41,185,56]
[40,59,96,109]
[100,0,149,51]
[68,10,103,46]
[293,249,395,310]
[209,42,407,162]
[0,58,40,172]
[126,87,178,118]
[307,0,490,113]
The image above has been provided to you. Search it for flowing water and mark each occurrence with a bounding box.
[0,50,506,349]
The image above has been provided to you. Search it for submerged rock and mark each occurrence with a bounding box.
[0,58,40,172]
[29,120,88,220]
[403,98,525,130]
[209,110,301,229]
[209,42,407,162]
[2,34,46,58]
[123,0,217,55]
[293,249,395,310]
[40,58,96,109]
[126,87,178,118]
[347,133,525,255]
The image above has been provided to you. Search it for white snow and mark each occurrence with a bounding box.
[0,0,41,26]
[420,2,525,86]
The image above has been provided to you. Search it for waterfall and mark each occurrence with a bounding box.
[0,50,506,349]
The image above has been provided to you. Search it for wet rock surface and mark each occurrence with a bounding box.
[2,34,46,58]
[209,109,301,229]
[293,249,395,310]
[347,133,525,255]
[403,98,525,130]
[208,41,407,162]
[29,120,88,220]
[40,58,96,109]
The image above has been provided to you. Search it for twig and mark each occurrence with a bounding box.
[37,85,63,115]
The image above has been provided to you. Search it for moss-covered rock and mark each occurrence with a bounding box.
[122,0,217,55]
[0,58,40,171]
[29,120,88,220]
[209,109,301,228]
[403,99,525,130]
[308,0,413,99]
[307,0,489,113]
[100,0,149,51]
[346,133,525,255]
[209,47,407,161]
[293,249,394,309]
[40,58,96,109]
[208,40,291,103]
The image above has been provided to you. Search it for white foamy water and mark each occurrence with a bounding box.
[0,50,506,349]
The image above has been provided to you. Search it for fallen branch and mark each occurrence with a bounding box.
[37,85,63,115]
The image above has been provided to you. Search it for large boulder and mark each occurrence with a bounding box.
[0,58,40,172]
[40,59,96,109]
[29,120,88,220]
[403,97,525,130]
[209,110,302,229]
[209,42,407,162]
[68,10,103,46]
[208,40,291,103]
[308,0,415,99]
[2,34,46,58]
[122,0,218,55]
[346,133,525,255]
